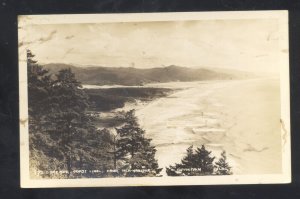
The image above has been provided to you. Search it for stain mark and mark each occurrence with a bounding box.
[280,118,288,147]
[65,35,74,40]
[255,54,268,58]
[38,30,57,43]
[20,118,28,127]
[18,41,33,47]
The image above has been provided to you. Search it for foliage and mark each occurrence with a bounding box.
[27,50,115,178]
[194,145,215,175]
[166,145,232,176]
[27,50,61,177]
[44,68,92,175]
[115,110,162,176]
[27,50,162,178]
[215,151,232,175]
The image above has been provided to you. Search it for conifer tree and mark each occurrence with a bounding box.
[27,50,116,178]
[166,145,197,176]
[115,110,161,176]
[27,50,52,126]
[166,145,225,176]
[166,164,181,176]
[215,151,232,175]
[181,145,195,169]
[76,128,116,177]
[194,145,215,175]
[44,68,93,175]
[27,50,59,177]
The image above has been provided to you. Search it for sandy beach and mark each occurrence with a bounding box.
[129,77,282,175]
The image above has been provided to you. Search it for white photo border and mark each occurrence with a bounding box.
[18,10,291,188]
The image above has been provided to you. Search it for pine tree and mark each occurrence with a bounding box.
[27,50,59,177]
[44,68,93,176]
[27,51,116,178]
[166,164,181,176]
[194,145,215,175]
[181,145,195,169]
[115,110,144,166]
[166,145,217,176]
[115,110,161,176]
[27,50,52,126]
[166,145,196,176]
[215,151,232,175]
[76,128,115,177]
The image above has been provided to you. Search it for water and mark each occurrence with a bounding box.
[91,78,282,175]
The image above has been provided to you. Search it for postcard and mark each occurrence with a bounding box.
[18,11,290,187]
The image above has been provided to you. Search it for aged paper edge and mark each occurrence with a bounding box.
[18,11,291,188]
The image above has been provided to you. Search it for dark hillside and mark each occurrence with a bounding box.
[44,63,248,86]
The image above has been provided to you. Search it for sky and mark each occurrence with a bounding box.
[20,19,282,73]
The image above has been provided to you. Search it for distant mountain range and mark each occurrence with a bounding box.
[43,63,254,86]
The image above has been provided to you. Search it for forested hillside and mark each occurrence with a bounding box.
[43,63,251,86]
[27,50,161,178]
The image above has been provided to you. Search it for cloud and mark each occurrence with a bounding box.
[18,30,57,48]
[23,20,281,73]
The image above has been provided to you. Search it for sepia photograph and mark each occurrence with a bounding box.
[18,11,290,187]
